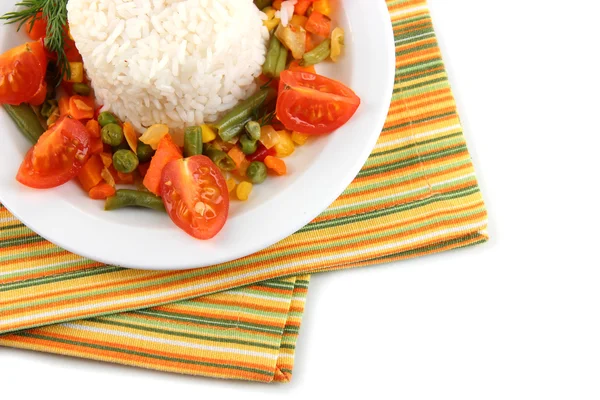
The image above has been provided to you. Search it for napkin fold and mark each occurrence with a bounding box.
[0,0,488,382]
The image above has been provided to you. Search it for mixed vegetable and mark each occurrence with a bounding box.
[0,0,360,240]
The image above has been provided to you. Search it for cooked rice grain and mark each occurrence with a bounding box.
[67,0,268,132]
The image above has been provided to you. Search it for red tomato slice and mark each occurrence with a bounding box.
[27,14,48,41]
[0,41,47,105]
[29,81,48,106]
[17,117,91,189]
[276,71,360,135]
[160,156,229,240]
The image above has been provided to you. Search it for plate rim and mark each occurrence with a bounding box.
[0,1,396,270]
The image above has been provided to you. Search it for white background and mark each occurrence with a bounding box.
[2,1,600,398]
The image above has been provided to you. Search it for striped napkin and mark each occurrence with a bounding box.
[0,0,488,382]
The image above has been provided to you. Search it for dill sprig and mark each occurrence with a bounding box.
[1,0,71,82]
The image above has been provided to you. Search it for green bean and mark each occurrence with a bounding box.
[219,117,253,144]
[73,83,91,96]
[245,121,261,141]
[275,47,288,77]
[204,145,236,171]
[113,149,139,173]
[3,104,45,144]
[246,161,267,184]
[212,88,275,142]
[239,134,258,155]
[136,142,155,163]
[254,0,273,10]
[101,123,124,146]
[105,190,166,212]
[98,111,119,127]
[301,39,331,66]
[184,126,203,157]
[40,100,58,118]
[263,35,282,77]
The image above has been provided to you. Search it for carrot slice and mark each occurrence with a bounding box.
[89,183,116,200]
[295,0,313,16]
[86,120,101,138]
[99,152,113,168]
[69,95,95,120]
[78,154,104,192]
[227,146,246,168]
[264,156,287,176]
[305,11,331,37]
[58,96,71,117]
[90,138,104,154]
[117,171,134,185]
[143,135,183,195]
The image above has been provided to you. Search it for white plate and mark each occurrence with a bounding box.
[0,0,395,270]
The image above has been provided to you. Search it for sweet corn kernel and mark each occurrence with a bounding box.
[264,17,281,32]
[312,0,332,16]
[236,181,253,201]
[274,130,295,157]
[66,62,84,83]
[330,27,345,62]
[263,6,277,19]
[226,178,237,193]
[201,124,217,143]
[292,131,309,146]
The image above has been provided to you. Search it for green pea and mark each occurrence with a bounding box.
[184,126,203,157]
[113,150,139,174]
[101,123,124,146]
[136,142,155,163]
[98,111,119,127]
[73,83,91,96]
[245,121,261,141]
[239,134,258,155]
[246,161,267,184]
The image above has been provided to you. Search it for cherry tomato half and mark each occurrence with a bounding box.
[0,41,47,105]
[276,70,360,135]
[17,116,91,189]
[160,156,229,240]
[26,13,48,41]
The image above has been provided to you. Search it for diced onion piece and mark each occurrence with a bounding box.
[260,125,280,149]
[275,23,307,60]
[140,124,169,150]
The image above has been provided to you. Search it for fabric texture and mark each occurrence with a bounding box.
[0,0,488,382]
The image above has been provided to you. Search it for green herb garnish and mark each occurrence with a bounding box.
[1,0,70,83]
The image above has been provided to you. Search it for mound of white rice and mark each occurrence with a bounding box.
[67,0,268,133]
